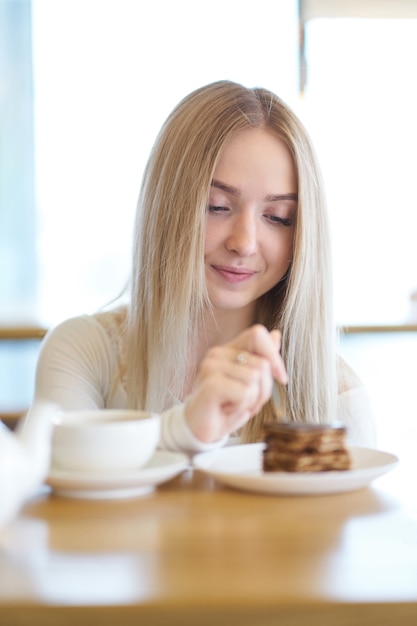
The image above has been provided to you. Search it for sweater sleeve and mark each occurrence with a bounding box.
[159,404,229,454]
[32,315,228,454]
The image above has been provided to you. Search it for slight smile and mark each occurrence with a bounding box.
[211,265,258,283]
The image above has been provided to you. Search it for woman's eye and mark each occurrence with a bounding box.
[208,205,229,213]
[267,215,293,227]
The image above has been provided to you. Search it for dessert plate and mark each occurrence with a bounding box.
[47,450,189,499]
[193,443,399,495]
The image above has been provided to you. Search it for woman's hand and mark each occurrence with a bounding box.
[184,324,288,443]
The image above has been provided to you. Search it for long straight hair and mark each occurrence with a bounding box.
[127,80,337,441]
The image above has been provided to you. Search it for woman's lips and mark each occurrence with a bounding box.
[212,265,257,283]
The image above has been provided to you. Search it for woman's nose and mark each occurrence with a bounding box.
[225,214,258,256]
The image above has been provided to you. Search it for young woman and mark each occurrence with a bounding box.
[31,80,376,452]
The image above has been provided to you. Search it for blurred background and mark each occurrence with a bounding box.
[1,0,417,449]
[2,0,417,326]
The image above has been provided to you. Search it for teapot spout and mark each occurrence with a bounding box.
[17,402,59,485]
[0,402,58,529]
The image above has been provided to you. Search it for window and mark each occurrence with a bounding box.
[1,0,299,327]
[0,1,36,320]
[299,0,417,325]
[3,1,416,328]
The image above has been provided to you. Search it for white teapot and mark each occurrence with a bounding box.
[0,403,56,528]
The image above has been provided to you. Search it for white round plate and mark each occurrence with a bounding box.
[192,443,399,495]
[47,450,189,499]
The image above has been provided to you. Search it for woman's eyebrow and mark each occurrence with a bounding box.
[211,179,239,196]
[265,193,298,202]
[211,181,298,203]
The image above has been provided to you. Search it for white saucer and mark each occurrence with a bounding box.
[47,450,189,499]
[193,443,399,495]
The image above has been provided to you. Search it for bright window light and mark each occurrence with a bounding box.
[300,17,417,325]
[31,0,299,325]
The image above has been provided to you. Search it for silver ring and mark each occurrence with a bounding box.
[236,351,249,365]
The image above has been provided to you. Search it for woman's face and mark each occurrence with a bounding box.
[204,127,297,315]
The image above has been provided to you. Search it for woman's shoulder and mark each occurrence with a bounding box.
[46,305,127,339]
[93,305,128,342]
[336,355,376,446]
[37,307,128,389]
[337,354,364,394]
[40,306,128,364]
[34,307,129,409]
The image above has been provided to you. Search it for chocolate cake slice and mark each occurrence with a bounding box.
[262,422,351,472]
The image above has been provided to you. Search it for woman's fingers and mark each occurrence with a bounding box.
[185,324,288,444]
[269,329,288,384]
[228,325,288,384]
[204,344,272,395]
[198,331,280,416]
[186,370,262,442]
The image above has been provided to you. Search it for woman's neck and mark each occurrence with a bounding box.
[207,305,256,341]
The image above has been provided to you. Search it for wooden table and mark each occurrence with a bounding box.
[1,448,417,626]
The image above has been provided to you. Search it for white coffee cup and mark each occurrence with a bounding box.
[51,409,161,472]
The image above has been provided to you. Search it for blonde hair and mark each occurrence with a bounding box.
[127,80,337,441]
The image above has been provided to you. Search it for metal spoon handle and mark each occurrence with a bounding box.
[271,381,285,421]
